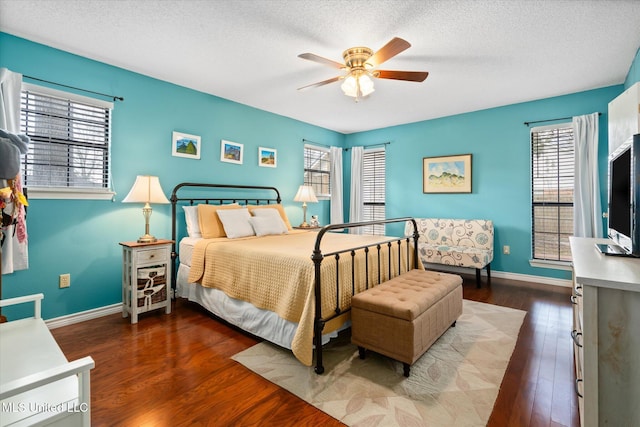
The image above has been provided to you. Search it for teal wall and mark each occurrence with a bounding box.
[624,46,640,89]
[0,32,636,319]
[345,85,622,281]
[0,33,343,319]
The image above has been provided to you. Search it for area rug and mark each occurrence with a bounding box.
[232,300,526,427]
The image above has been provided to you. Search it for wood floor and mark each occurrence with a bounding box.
[51,277,579,427]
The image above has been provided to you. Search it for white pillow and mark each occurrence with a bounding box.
[251,208,288,234]
[216,208,255,239]
[249,216,288,237]
[183,205,201,238]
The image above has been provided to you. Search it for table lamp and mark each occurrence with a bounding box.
[293,185,318,227]
[122,175,169,243]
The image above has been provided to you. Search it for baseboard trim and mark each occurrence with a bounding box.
[43,265,571,329]
[423,263,572,288]
[46,303,122,329]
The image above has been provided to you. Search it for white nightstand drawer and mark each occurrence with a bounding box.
[135,247,167,263]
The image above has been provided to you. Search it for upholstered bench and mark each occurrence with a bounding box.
[351,269,463,377]
[405,218,494,288]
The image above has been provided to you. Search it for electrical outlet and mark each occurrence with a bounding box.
[59,273,71,288]
[503,245,510,255]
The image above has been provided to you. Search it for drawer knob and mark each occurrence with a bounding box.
[575,378,583,398]
[571,329,583,348]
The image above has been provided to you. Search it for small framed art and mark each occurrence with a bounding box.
[423,153,472,193]
[220,140,243,164]
[258,147,277,168]
[172,131,201,159]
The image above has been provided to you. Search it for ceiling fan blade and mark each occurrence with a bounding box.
[298,53,345,69]
[367,37,411,67]
[375,70,429,82]
[297,76,342,90]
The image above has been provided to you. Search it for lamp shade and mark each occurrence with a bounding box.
[294,185,318,203]
[122,175,169,204]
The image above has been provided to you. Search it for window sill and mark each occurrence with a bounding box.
[27,187,116,201]
[529,259,573,271]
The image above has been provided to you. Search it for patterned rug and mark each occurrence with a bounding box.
[232,300,526,427]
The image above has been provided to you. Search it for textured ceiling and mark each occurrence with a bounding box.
[1,0,640,134]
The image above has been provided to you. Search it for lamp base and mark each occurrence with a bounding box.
[137,234,157,243]
[298,222,310,228]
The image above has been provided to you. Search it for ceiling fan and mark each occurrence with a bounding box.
[297,37,428,101]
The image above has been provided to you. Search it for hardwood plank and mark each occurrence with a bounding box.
[49,277,579,426]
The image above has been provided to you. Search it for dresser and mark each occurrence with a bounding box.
[0,294,94,426]
[569,237,640,427]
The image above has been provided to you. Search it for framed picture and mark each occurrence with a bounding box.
[171,131,201,159]
[220,140,243,164]
[258,146,277,168]
[423,153,472,193]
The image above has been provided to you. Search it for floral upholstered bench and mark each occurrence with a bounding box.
[405,218,494,288]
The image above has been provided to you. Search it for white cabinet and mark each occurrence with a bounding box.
[569,237,640,427]
[120,239,172,324]
[608,81,640,154]
[0,294,94,427]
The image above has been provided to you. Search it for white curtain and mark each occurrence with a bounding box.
[349,146,364,234]
[0,68,22,133]
[329,146,343,224]
[1,68,29,274]
[573,112,603,238]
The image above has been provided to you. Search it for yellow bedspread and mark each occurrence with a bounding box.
[187,230,419,366]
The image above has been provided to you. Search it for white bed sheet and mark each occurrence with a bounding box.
[178,236,201,267]
[176,237,343,349]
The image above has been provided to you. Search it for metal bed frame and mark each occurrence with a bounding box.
[170,183,420,374]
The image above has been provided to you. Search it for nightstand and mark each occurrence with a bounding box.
[293,226,321,230]
[119,239,173,324]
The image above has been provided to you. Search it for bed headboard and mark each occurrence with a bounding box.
[169,182,282,291]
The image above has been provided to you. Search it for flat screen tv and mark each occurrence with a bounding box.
[604,133,640,256]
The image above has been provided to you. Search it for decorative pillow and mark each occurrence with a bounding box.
[197,203,240,238]
[252,208,289,234]
[183,205,201,238]
[247,204,292,230]
[249,215,288,237]
[216,208,255,239]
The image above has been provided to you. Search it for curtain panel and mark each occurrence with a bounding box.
[572,112,603,238]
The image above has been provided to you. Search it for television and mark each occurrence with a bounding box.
[601,133,640,256]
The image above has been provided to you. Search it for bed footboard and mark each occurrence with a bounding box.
[312,217,420,374]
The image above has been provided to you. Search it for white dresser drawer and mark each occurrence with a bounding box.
[135,247,167,263]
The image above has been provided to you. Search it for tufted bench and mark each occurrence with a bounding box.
[351,269,463,377]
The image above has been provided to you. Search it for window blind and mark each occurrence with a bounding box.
[20,87,112,189]
[531,125,574,262]
[361,148,386,235]
[303,145,331,197]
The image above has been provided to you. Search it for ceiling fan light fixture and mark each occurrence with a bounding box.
[359,74,375,96]
[341,73,375,100]
[340,75,358,97]
[298,37,427,100]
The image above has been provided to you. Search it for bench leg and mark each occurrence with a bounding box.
[487,262,491,286]
[403,363,410,377]
[358,346,366,360]
[452,320,456,327]
[476,268,481,288]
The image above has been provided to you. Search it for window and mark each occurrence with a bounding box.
[361,148,386,235]
[20,83,113,199]
[303,145,330,198]
[531,124,574,262]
